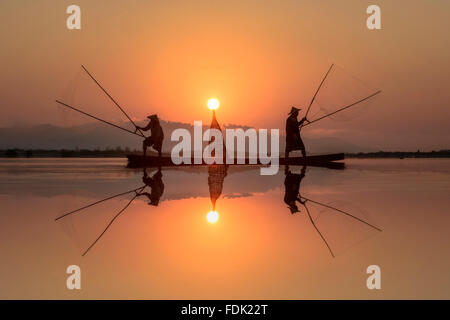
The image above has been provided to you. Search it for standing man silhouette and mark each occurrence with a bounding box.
[285,107,309,161]
[135,114,164,158]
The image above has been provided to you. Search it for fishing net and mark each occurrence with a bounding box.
[303,198,381,257]
[57,66,137,133]
[56,189,142,256]
[306,64,380,124]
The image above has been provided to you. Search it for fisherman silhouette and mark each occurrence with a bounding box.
[285,107,310,161]
[135,114,164,158]
[283,165,307,214]
[136,167,164,206]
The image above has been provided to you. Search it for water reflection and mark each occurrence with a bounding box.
[136,167,164,206]
[54,163,381,258]
[283,164,381,257]
[2,158,449,298]
[284,165,307,214]
[207,164,228,224]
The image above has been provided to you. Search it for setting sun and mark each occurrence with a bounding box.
[206,210,219,223]
[207,98,220,110]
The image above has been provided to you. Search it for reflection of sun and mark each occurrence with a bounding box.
[207,211,219,223]
[207,98,219,110]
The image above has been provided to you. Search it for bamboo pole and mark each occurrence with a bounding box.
[304,203,335,258]
[304,63,334,119]
[303,90,382,127]
[81,65,146,137]
[55,100,142,137]
[300,196,382,232]
[55,186,145,221]
[82,186,146,256]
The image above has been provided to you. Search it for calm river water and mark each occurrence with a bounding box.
[0,158,449,299]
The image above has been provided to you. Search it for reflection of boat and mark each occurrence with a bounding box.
[126,153,345,169]
[55,160,381,259]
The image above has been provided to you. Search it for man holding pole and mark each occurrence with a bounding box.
[285,107,310,161]
[135,114,164,158]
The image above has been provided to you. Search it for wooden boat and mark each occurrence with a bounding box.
[55,64,381,173]
[126,153,345,169]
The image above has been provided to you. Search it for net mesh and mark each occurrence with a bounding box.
[56,190,140,256]
[307,64,380,123]
[57,66,136,132]
[304,198,380,257]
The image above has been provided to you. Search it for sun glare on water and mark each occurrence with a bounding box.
[207,211,219,224]
[207,98,219,110]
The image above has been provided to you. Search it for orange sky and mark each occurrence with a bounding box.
[0,0,449,150]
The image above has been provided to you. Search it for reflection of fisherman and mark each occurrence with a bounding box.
[285,107,310,160]
[135,114,164,158]
[136,167,164,206]
[284,165,307,214]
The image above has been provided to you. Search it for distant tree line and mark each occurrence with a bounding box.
[0,147,141,158]
[345,150,450,158]
[1,148,449,158]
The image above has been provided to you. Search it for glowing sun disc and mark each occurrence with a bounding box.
[207,98,219,110]
[207,211,219,223]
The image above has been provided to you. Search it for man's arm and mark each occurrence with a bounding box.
[136,192,152,201]
[135,121,152,132]
[137,191,151,197]
[298,117,310,126]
